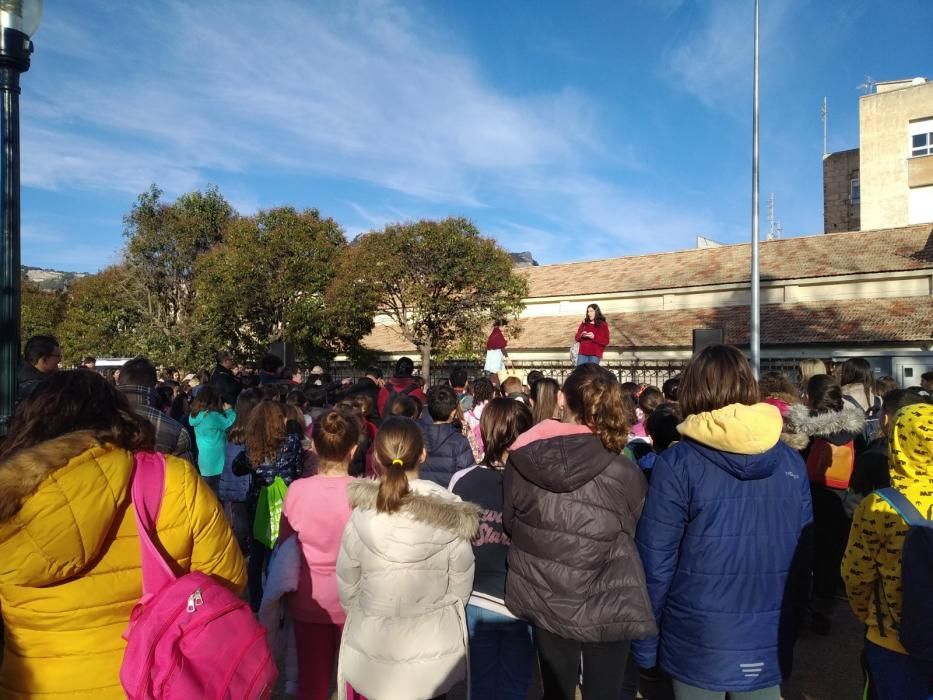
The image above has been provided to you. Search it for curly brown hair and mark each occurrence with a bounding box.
[0,369,154,460]
[562,364,630,453]
[244,400,287,466]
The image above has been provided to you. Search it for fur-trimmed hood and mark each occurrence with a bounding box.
[347,478,479,562]
[0,431,133,587]
[787,403,866,444]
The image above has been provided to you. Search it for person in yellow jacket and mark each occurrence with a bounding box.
[0,370,246,700]
[841,402,933,700]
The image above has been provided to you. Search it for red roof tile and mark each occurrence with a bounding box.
[362,296,933,352]
[520,225,933,298]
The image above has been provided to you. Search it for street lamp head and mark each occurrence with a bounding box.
[0,0,41,38]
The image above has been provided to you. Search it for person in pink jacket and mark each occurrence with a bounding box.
[279,409,360,700]
[574,303,610,365]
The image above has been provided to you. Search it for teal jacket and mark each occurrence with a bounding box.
[189,408,236,477]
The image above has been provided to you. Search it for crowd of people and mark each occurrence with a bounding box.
[1,333,932,700]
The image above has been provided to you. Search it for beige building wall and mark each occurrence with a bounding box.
[860,79,933,229]
[822,149,860,232]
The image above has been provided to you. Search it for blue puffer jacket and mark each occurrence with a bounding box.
[633,403,812,692]
[421,423,475,488]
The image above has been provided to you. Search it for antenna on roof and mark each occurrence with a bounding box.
[821,96,828,158]
[857,76,876,95]
[767,193,775,241]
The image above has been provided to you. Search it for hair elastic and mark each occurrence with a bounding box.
[391,458,404,467]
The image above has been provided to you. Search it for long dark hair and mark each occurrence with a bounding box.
[480,398,533,467]
[583,303,606,326]
[190,385,221,417]
[840,358,874,403]
[805,374,844,416]
[0,369,154,460]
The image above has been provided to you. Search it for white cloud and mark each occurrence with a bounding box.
[662,0,794,114]
[22,0,718,264]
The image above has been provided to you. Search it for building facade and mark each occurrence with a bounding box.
[861,78,933,229]
[361,225,933,387]
[823,149,860,233]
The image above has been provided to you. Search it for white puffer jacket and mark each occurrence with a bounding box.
[337,478,479,700]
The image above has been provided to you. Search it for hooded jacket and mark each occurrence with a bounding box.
[336,479,479,700]
[503,420,656,643]
[633,404,813,692]
[421,422,475,488]
[0,432,246,699]
[787,402,865,489]
[377,377,427,418]
[842,403,933,655]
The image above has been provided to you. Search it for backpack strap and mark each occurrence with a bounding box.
[131,451,176,595]
[875,487,932,528]
[842,395,866,414]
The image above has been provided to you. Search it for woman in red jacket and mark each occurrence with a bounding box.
[575,304,610,365]
[484,320,512,375]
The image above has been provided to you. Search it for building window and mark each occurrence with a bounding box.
[910,117,933,157]
[912,132,932,157]
[850,177,860,202]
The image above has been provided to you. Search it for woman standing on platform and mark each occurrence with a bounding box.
[574,304,610,366]
[484,320,511,376]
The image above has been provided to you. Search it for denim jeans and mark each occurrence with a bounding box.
[576,354,600,366]
[466,604,533,700]
[864,640,933,699]
[671,679,781,700]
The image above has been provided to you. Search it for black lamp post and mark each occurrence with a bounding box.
[0,0,40,438]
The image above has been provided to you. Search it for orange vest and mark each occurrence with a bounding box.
[806,437,856,489]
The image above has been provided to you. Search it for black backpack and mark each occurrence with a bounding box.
[843,394,882,454]
[382,382,417,418]
[875,487,933,661]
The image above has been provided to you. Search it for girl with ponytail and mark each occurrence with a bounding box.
[278,409,360,700]
[336,417,480,700]
[504,363,655,697]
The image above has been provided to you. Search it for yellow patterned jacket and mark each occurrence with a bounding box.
[841,403,933,654]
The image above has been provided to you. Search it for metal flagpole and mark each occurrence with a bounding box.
[750,0,761,378]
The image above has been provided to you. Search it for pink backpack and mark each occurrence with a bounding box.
[120,452,277,699]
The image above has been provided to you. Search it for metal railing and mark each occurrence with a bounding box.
[331,358,687,388]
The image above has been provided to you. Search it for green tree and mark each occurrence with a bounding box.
[329,217,527,378]
[20,281,65,343]
[194,207,368,364]
[123,184,234,365]
[55,266,146,365]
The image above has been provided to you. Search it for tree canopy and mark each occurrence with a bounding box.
[329,217,527,378]
[194,206,371,364]
[21,190,528,374]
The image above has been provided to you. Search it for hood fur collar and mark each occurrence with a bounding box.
[347,479,480,540]
[787,403,865,439]
[0,431,103,522]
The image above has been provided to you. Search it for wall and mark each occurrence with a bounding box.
[860,81,933,229]
[822,149,861,232]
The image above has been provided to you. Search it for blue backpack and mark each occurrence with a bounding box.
[875,488,933,661]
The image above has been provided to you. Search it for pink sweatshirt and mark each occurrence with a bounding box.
[282,475,354,624]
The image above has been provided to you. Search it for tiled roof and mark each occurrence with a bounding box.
[362,296,933,352]
[521,225,933,298]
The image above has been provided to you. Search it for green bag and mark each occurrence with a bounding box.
[252,476,288,549]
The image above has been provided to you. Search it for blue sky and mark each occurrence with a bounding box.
[20,0,933,271]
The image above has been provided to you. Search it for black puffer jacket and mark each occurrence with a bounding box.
[504,421,656,642]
